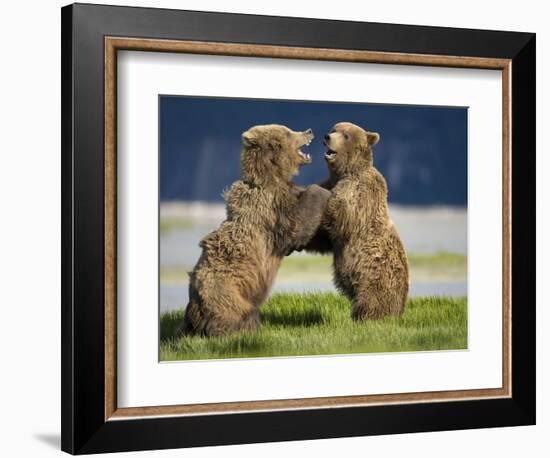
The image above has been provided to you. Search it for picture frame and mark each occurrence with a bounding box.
[61,3,536,454]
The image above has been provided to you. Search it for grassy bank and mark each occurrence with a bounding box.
[159,216,195,234]
[160,251,467,284]
[160,292,467,361]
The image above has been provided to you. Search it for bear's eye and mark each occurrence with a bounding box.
[343,132,350,141]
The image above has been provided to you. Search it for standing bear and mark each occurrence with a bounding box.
[181,124,330,337]
[312,122,409,320]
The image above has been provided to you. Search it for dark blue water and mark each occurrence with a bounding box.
[160,96,467,206]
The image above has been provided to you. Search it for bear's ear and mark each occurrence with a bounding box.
[366,131,380,146]
[242,130,257,147]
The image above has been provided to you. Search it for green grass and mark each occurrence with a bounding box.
[160,292,467,361]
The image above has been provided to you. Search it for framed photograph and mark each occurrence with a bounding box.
[61,3,536,454]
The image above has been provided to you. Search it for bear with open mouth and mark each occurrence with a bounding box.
[307,122,409,320]
[181,124,331,337]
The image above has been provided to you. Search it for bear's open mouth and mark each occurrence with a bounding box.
[324,149,337,161]
[298,139,312,164]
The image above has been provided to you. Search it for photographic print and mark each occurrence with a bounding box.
[62,6,535,452]
[159,96,468,361]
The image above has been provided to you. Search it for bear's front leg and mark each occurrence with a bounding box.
[297,226,333,255]
[287,184,331,254]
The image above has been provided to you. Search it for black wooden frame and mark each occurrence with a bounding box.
[61,3,536,454]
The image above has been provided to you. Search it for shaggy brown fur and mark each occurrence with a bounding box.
[310,122,409,320]
[181,125,330,336]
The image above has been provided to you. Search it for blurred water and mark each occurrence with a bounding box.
[160,203,467,267]
[160,203,467,314]
[161,228,210,267]
[389,205,466,255]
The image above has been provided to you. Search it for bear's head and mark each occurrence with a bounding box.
[240,124,314,186]
[323,122,380,177]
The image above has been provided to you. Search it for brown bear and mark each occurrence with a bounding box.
[307,122,409,320]
[181,124,331,336]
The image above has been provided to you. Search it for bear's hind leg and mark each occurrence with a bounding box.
[204,307,259,337]
[179,298,205,336]
[181,275,262,337]
[351,285,402,321]
[351,294,386,321]
[198,288,260,337]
